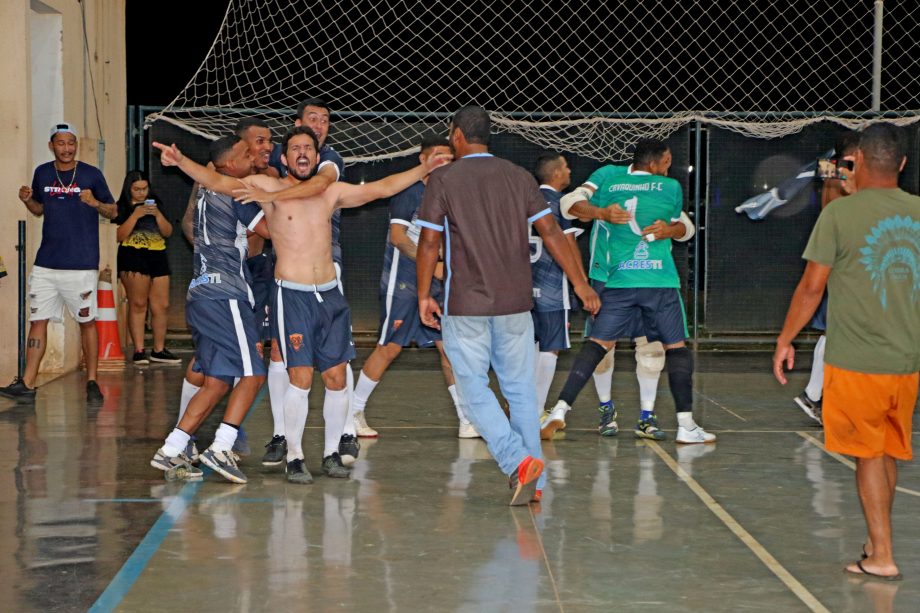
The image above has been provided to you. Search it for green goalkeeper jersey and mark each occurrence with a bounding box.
[585,166,683,289]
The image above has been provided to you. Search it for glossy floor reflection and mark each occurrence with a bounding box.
[0,350,918,612]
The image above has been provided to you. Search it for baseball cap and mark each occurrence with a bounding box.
[50,122,77,140]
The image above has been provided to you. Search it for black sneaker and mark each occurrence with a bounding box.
[0,378,36,402]
[132,350,149,365]
[149,349,182,364]
[597,400,618,437]
[794,392,822,425]
[261,435,287,466]
[286,458,314,484]
[321,452,350,478]
[86,380,104,403]
[338,434,360,466]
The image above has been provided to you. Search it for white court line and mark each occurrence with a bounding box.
[645,441,831,613]
[694,390,748,422]
[797,431,920,498]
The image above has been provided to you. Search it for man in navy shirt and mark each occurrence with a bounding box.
[1,123,116,403]
[350,135,480,439]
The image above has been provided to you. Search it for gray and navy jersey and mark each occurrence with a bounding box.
[380,181,442,299]
[269,143,346,264]
[530,186,582,311]
[187,187,264,305]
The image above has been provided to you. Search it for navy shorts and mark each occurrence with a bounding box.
[532,310,570,352]
[589,286,688,345]
[379,294,441,347]
[810,292,828,331]
[584,280,645,339]
[186,299,267,385]
[271,280,356,372]
[247,253,274,342]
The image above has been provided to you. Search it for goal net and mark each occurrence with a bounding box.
[149,0,920,162]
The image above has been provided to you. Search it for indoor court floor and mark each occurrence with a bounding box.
[0,349,917,612]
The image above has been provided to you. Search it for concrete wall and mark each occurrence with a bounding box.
[0,0,126,384]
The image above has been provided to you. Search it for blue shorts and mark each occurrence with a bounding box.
[186,299,267,385]
[247,253,274,342]
[532,310,570,352]
[271,279,356,372]
[589,287,688,345]
[379,294,441,347]
[810,292,828,331]
[584,280,645,339]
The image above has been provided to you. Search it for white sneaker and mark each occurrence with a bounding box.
[354,411,378,438]
[676,425,717,444]
[458,421,481,439]
[540,402,569,440]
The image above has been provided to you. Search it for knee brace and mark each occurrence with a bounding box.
[635,340,666,378]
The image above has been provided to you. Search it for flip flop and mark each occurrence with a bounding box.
[844,560,903,582]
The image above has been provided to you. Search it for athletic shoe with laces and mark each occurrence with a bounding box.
[321,452,350,478]
[0,378,36,402]
[286,458,314,484]
[184,436,200,464]
[540,402,569,440]
[200,447,248,484]
[149,349,182,364]
[676,425,717,444]
[150,447,203,481]
[597,401,618,437]
[86,380,104,403]
[635,414,666,440]
[793,392,823,425]
[338,434,360,466]
[232,427,251,456]
[354,411,378,438]
[132,350,150,365]
[508,455,544,506]
[458,421,481,439]
[262,435,287,466]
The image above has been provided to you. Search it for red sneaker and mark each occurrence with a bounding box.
[509,456,543,506]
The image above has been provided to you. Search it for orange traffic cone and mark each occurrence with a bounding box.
[96,269,125,369]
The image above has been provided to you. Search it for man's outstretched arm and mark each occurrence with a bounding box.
[152,142,246,196]
[333,153,451,209]
[772,261,831,385]
[233,165,336,204]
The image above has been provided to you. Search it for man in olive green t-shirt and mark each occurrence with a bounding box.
[774,123,920,581]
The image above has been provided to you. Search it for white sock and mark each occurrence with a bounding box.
[284,384,310,461]
[448,384,469,423]
[352,370,378,414]
[677,412,697,430]
[177,379,200,424]
[805,336,826,402]
[267,360,289,437]
[535,352,558,414]
[593,355,614,404]
[637,374,659,412]
[323,387,349,458]
[342,363,357,436]
[212,423,239,453]
[162,428,191,457]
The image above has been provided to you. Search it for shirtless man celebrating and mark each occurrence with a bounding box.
[154,127,448,482]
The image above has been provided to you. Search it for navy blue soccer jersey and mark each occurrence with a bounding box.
[530,185,582,311]
[269,143,345,263]
[187,187,264,305]
[31,161,115,270]
[380,181,442,298]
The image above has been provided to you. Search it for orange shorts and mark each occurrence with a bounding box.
[823,364,919,460]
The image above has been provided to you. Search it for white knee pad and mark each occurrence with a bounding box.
[635,340,665,376]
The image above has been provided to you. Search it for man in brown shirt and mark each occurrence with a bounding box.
[416,105,599,505]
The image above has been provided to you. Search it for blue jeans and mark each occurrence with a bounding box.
[442,312,544,488]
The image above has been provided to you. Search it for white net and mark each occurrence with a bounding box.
[149,0,920,161]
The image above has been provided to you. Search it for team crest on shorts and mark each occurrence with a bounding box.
[289,333,304,351]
